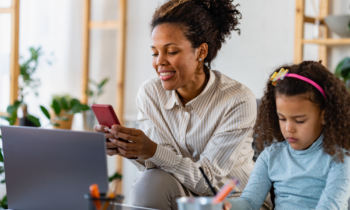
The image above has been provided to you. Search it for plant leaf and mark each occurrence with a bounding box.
[108,172,122,182]
[40,106,51,120]
[69,104,90,114]
[1,195,8,209]
[6,100,21,115]
[0,148,4,162]
[1,180,5,184]
[52,99,61,115]
[335,57,350,79]
[98,78,109,89]
[52,123,60,127]
[8,117,17,126]
[26,114,41,127]
[70,98,81,108]
[0,149,4,162]
[61,97,69,110]
[0,166,4,174]
[85,90,93,97]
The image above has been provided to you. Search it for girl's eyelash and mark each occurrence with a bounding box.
[152,54,158,57]
[278,118,305,124]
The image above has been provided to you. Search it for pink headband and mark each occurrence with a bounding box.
[271,68,327,101]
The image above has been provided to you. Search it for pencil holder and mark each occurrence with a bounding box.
[177,197,223,210]
[85,193,124,210]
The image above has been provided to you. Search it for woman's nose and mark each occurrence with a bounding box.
[156,53,167,66]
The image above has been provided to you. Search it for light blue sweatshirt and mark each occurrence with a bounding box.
[229,135,350,210]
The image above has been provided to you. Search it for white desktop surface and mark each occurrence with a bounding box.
[114,203,159,210]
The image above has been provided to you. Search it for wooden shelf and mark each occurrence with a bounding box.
[0,8,11,14]
[89,21,120,29]
[304,16,325,25]
[0,112,8,117]
[303,38,350,46]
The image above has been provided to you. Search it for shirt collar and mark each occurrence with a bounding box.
[161,70,217,119]
[162,90,178,110]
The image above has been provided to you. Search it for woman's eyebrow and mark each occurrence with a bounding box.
[150,43,178,48]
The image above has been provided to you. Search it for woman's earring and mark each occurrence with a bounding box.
[199,58,202,61]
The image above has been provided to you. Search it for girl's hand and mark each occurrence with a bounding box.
[108,124,158,158]
[223,200,231,210]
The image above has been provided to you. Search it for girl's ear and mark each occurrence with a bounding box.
[321,110,326,125]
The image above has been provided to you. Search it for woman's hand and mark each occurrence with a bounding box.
[108,124,158,159]
[94,125,138,159]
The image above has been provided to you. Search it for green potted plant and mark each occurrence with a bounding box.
[7,46,52,127]
[334,57,350,90]
[83,78,109,131]
[50,95,90,129]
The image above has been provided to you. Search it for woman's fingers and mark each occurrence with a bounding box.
[110,139,138,150]
[106,141,119,149]
[106,148,137,159]
[95,125,109,133]
[105,133,114,139]
[118,147,138,156]
[110,124,139,136]
[115,132,138,142]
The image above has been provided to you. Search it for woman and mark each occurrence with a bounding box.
[95,0,272,209]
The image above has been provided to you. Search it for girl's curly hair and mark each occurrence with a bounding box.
[151,0,241,76]
[254,60,350,162]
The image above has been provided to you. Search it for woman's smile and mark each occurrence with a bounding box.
[158,70,176,81]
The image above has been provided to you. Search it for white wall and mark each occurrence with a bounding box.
[1,0,350,204]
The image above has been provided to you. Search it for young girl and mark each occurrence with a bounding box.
[228,61,350,209]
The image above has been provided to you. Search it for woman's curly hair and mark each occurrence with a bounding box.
[151,0,241,76]
[254,60,350,162]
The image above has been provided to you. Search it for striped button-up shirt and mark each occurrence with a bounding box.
[130,70,257,198]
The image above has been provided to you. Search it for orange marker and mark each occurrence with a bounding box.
[212,178,239,204]
[89,184,101,210]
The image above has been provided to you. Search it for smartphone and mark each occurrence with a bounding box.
[91,104,121,128]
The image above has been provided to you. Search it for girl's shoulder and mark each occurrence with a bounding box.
[258,141,290,161]
[263,140,289,154]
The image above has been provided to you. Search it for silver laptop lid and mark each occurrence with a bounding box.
[1,126,109,210]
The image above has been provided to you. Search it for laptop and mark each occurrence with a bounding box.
[1,126,109,210]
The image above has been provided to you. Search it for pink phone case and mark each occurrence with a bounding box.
[91,104,121,128]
